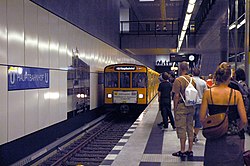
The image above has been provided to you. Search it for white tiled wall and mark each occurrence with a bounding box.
[0,0,140,145]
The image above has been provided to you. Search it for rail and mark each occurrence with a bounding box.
[120,20,180,36]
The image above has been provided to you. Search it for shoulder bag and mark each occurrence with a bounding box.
[202,88,233,140]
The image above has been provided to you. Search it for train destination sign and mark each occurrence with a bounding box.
[114,66,136,71]
[113,91,137,103]
[8,66,49,91]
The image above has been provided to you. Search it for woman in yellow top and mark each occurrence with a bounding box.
[200,62,248,166]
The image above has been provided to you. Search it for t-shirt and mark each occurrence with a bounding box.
[193,76,207,104]
[158,81,172,103]
[172,75,196,101]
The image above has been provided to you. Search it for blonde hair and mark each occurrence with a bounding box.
[214,62,231,84]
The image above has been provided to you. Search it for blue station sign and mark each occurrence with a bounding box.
[8,66,49,91]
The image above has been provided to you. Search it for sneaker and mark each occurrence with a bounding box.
[172,151,186,157]
[185,151,193,157]
[161,125,168,131]
[193,135,198,142]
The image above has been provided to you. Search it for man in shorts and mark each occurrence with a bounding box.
[172,62,196,157]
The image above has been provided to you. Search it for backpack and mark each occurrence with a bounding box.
[238,81,250,113]
[180,76,198,106]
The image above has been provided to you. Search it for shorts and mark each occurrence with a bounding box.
[174,103,195,139]
[194,104,202,128]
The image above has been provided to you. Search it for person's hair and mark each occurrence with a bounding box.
[235,68,246,81]
[208,74,213,79]
[179,61,189,72]
[168,71,175,78]
[214,62,231,84]
[192,68,200,76]
[162,72,169,80]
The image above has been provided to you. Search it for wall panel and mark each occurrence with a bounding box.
[8,91,25,142]
[24,90,39,135]
[58,19,68,69]
[38,88,50,129]
[49,70,59,124]
[0,66,7,145]
[24,0,38,67]
[38,8,49,68]
[66,24,73,67]
[59,71,67,120]
[90,70,98,110]
[7,0,24,65]
[49,14,59,68]
[0,0,7,64]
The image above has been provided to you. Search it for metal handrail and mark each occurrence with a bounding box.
[120,20,180,36]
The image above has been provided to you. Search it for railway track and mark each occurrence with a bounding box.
[38,112,140,166]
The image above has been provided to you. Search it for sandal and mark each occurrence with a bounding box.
[172,151,186,157]
[185,151,193,157]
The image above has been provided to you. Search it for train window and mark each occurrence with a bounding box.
[120,72,130,88]
[105,72,118,88]
[132,73,147,88]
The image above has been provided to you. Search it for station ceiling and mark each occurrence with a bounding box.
[120,0,203,56]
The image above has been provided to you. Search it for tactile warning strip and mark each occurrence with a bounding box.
[141,154,181,162]
[100,108,146,166]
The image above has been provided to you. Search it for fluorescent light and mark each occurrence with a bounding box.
[185,13,192,22]
[183,24,188,31]
[237,19,245,29]
[187,3,195,13]
[229,24,236,30]
[139,0,154,1]
[189,0,196,4]
[177,0,196,52]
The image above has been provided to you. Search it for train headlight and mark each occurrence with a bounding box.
[138,94,144,99]
[107,94,112,98]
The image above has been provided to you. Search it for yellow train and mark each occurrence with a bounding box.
[104,63,160,112]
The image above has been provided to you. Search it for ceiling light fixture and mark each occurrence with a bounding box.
[177,0,196,52]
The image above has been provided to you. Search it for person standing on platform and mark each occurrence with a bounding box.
[200,62,247,166]
[206,74,214,88]
[172,62,195,157]
[192,68,207,142]
[158,72,175,130]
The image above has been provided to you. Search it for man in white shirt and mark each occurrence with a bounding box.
[192,68,207,142]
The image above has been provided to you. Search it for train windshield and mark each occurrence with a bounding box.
[132,73,147,88]
[105,72,118,88]
[120,72,130,88]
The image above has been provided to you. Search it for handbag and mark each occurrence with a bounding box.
[202,89,233,140]
[243,150,250,166]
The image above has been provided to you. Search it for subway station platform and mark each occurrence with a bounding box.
[101,97,250,166]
